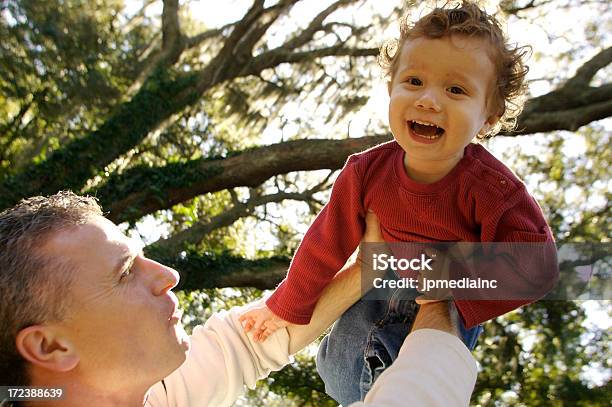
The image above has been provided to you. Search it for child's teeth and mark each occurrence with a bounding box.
[410,120,443,139]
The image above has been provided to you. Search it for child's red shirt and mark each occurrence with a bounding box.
[266,141,557,328]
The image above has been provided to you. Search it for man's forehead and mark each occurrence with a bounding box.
[90,216,144,250]
[42,216,142,261]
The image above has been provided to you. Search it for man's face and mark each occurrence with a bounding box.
[43,216,189,389]
[388,35,496,169]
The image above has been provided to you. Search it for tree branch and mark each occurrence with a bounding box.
[510,91,612,134]
[0,3,378,208]
[0,89,47,159]
[150,189,324,254]
[504,47,612,134]
[122,0,158,35]
[207,0,266,78]
[564,46,612,89]
[126,0,185,97]
[281,0,356,50]
[145,248,290,290]
[0,15,381,209]
[161,0,183,62]
[95,135,388,223]
[245,45,380,76]
[180,0,272,95]
[185,22,234,49]
[207,0,300,83]
[501,0,551,14]
[0,69,202,209]
[241,0,298,50]
[213,258,288,289]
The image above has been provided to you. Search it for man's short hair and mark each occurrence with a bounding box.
[0,191,102,386]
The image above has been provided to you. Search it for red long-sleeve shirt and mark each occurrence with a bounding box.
[266,141,558,327]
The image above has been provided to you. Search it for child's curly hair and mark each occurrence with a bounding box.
[378,1,530,138]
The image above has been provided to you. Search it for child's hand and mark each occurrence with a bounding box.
[239,304,290,342]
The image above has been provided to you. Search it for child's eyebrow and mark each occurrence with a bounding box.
[396,65,422,76]
[446,71,478,88]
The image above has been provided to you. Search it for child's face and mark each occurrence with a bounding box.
[388,35,498,167]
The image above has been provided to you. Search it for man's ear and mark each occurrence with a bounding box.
[15,325,79,372]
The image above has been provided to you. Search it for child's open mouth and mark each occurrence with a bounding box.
[408,120,445,141]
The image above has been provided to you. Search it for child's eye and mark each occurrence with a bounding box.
[448,86,466,95]
[405,77,422,86]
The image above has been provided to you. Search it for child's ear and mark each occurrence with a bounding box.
[387,80,392,96]
[480,115,500,135]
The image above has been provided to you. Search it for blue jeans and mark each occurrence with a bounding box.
[316,287,483,406]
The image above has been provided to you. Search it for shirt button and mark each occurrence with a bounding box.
[499,179,507,185]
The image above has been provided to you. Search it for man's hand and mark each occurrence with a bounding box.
[411,301,459,337]
[415,247,453,305]
[363,210,385,243]
[357,210,388,262]
[357,210,391,285]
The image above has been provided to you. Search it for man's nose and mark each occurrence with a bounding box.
[144,258,180,295]
[415,90,442,112]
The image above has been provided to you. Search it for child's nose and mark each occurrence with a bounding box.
[415,91,441,112]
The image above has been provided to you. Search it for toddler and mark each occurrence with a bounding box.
[240,2,558,404]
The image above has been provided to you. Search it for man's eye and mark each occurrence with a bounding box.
[120,265,135,280]
[448,86,465,95]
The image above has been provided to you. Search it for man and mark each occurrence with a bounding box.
[0,192,477,406]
